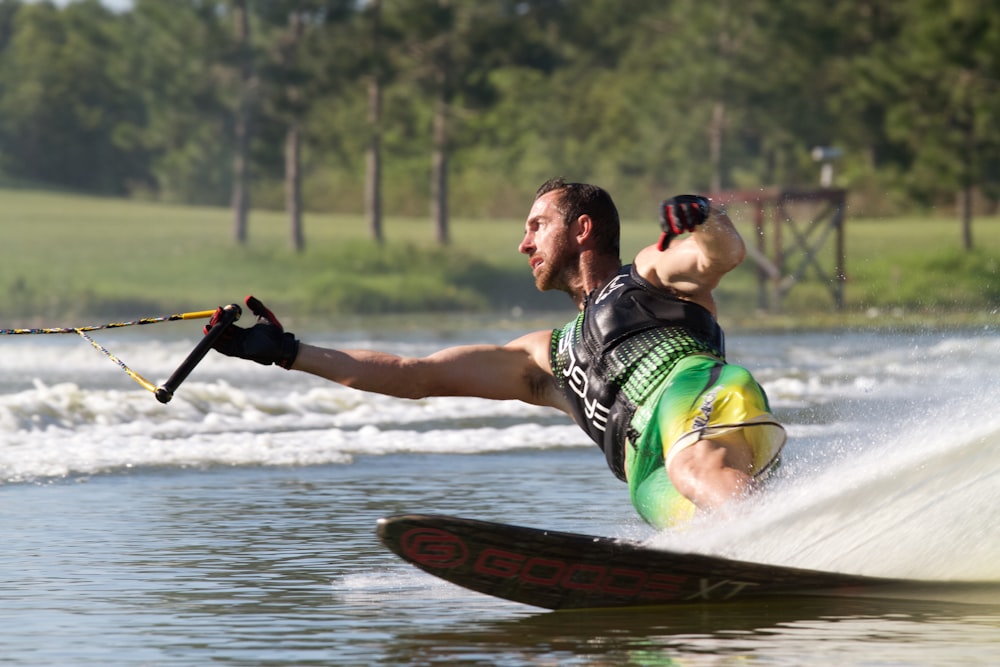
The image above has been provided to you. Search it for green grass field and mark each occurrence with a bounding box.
[2,188,998,330]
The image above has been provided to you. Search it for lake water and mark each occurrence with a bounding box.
[2,316,999,665]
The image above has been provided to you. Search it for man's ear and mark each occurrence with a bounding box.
[573,214,595,245]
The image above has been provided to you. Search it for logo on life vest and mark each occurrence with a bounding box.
[558,331,611,432]
[594,273,627,304]
[692,388,718,431]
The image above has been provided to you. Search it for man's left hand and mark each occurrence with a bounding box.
[658,195,710,250]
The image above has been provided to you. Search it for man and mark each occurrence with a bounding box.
[207,178,786,529]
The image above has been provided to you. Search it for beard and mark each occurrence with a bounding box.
[532,243,579,294]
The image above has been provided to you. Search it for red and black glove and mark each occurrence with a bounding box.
[657,195,710,250]
[205,296,299,369]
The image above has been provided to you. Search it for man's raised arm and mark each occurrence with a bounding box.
[635,195,746,309]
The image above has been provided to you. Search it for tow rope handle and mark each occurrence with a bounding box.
[154,303,241,404]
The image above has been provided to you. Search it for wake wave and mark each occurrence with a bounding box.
[657,386,1000,581]
[0,379,584,483]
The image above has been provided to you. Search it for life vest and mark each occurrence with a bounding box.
[550,264,725,480]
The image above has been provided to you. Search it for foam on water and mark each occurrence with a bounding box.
[0,378,583,481]
[0,328,590,481]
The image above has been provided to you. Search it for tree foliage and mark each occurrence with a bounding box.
[0,0,997,248]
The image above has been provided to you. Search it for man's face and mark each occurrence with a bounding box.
[519,190,578,292]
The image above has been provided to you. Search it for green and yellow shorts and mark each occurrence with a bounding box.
[624,354,786,529]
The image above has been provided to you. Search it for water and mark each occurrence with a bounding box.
[2,318,1000,665]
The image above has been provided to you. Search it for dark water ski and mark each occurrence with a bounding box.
[377,513,999,610]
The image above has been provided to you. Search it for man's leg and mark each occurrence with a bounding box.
[666,432,755,511]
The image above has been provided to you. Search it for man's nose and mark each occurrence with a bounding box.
[518,233,533,254]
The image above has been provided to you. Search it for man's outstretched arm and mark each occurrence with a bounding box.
[292,329,563,408]
[205,301,565,411]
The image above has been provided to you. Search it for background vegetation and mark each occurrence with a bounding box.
[2,188,996,329]
[1,2,999,225]
[0,0,998,324]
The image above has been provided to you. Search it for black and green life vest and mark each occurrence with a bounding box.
[550,264,725,480]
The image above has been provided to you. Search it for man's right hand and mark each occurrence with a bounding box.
[206,296,299,369]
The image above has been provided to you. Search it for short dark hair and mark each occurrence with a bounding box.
[535,177,620,258]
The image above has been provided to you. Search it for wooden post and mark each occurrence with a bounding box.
[712,188,848,312]
[754,201,767,311]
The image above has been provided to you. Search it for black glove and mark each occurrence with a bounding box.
[657,195,710,250]
[205,296,299,369]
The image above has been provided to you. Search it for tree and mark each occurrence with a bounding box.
[228,0,254,244]
[820,1,908,172]
[0,0,147,192]
[119,0,233,204]
[0,0,21,51]
[387,0,560,243]
[255,0,357,252]
[362,0,386,243]
[624,0,835,194]
[882,0,1000,250]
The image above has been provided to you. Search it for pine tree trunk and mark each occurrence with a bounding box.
[959,186,973,251]
[286,123,303,253]
[366,81,383,244]
[365,0,384,244]
[230,0,252,244]
[431,93,449,245]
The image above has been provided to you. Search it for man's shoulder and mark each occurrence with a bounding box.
[505,328,555,358]
[630,243,718,315]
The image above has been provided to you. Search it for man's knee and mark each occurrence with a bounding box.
[671,434,753,473]
[666,435,754,509]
